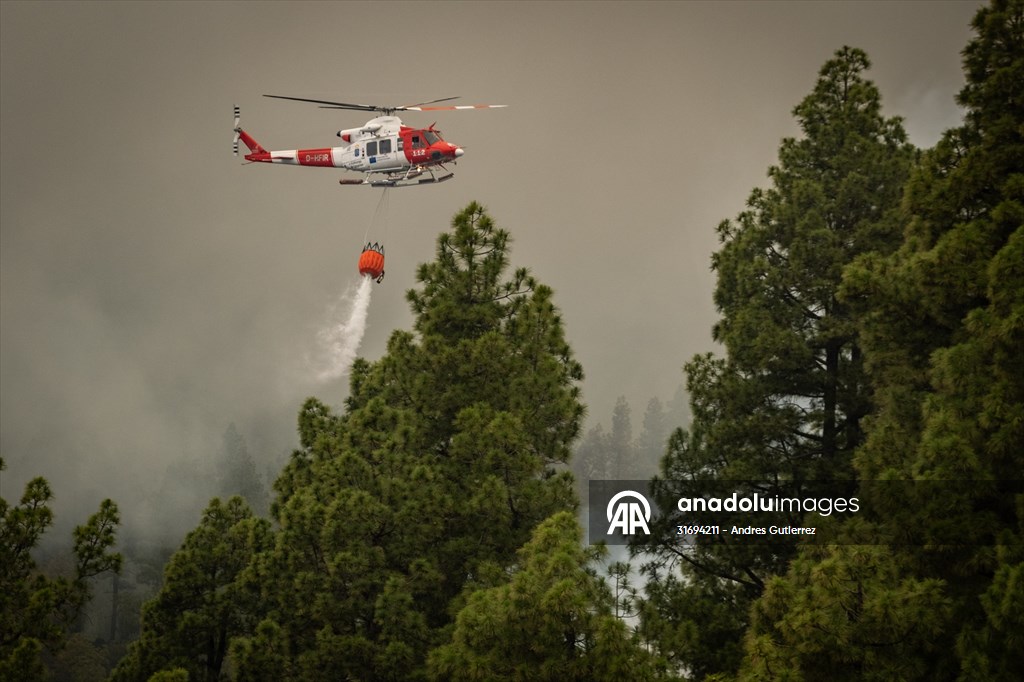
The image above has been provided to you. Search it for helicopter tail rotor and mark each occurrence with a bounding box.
[232,106,270,162]
[233,105,241,156]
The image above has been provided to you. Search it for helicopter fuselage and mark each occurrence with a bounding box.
[239,115,463,175]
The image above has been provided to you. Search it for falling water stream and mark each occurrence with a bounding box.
[312,275,374,382]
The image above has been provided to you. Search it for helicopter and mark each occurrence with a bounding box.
[233,95,505,188]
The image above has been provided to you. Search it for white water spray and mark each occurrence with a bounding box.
[311,276,374,382]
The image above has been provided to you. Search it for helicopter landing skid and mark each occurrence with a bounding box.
[339,171,454,188]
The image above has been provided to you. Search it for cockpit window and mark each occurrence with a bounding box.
[423,131,442,145]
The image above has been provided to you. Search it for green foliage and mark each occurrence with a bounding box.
[0,456,121,682]
[49,632,109,682]
[739,523,953,681]
[228,202,586,680]
[637,566,748,680]
[147,670,189,682]
[708,45,912,476]
[739,1,1024,678]
[110,496,270,682]
[102,9,1021,676]
[428,512,664,681]
[635,46,914,678]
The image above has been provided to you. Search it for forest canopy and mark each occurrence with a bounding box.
[4,2,1021,681]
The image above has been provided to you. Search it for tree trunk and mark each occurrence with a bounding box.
[823,340,840,461]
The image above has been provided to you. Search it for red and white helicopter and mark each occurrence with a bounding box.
[233,95,505,188]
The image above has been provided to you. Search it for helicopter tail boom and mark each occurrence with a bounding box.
[236,128,274,163]
[237,129,267,156]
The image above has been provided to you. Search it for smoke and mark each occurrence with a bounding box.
[311,276,374,382]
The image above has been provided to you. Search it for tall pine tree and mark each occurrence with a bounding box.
[741,2,1023,678]
[0,457,121,682]
[229,202,585,681]
[109,496,271,682]
[634,46,915,678]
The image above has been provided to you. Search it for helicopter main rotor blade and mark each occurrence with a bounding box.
[401,96,461,109]
[263,94,382,112]
[263,94,506,115]
[404,104,508,111]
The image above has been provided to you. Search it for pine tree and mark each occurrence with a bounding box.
[636,397,670,477]
[634,46,915,678]
[609,396,638,478]
[109,496,271,682]
[741,530,953,681]
[427,512,664,681]
[571,423,614,484]
[740,2,1023,678]
[0,457,121,682]
[230,203,585,681]
[217,424,269,516]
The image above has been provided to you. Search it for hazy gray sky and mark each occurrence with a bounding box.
[1,1,978,534]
